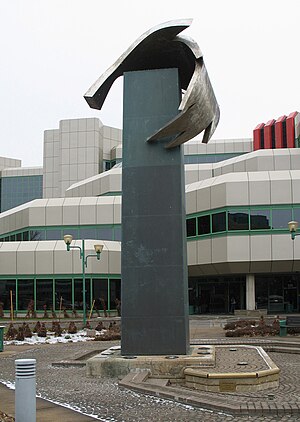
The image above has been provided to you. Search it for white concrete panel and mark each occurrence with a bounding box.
[250,234,272,263]
[113,196,122,224]
[108,247,121,274]
[227,235,250,264]
[270,171,292,204]
[248,171,271,205]
[60,119,70,133]
[62,197,80,225]
[28,199,48,226]
[257,152,274,171]
[0,242,17,274]
[185,165,199,184]
[70,119,79,132]
[245,156,259,172]
[210,177,226,209]
[197,238,212,265]
[61,132,70,151]
[196,179,211,213]
[45,198,64,226]
[290,149,300,170]
[271,234,294,266]
[273,149,291,170]
[109,170,122,192]
[225,173,249,206]
[78,118,87,132]
[290,170,300,203]
[96,196,114,225]
[87,118,98,131]
[69,164,78,180]
[215,142,225,153]
[79,197,97,224]
[233,157,246,172]
[16,242,37,274]
[14,204,29,232]
[186,187,197,214]
[54,241,73,274]
[187,240,197,265]
[77,148,87,165]
[212,236,227,264]
[35,241,55,274]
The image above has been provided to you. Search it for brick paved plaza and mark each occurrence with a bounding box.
[0,318,300,421]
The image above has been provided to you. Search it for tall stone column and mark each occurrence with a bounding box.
[121,68,190,356]
[246,274,256,310]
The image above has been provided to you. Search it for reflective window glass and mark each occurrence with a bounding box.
[0,279,16,310]
[109,279,121,310]
[55,279,72,310]
[36,279,53,310]
[92,278,108,314]
[228,210,249,231]
[18,279,34,311]
[186,218,196,237]
[197,215,210,235]
[79,228,96,239]
[46,229,62,240]
[212,212,226,233]
[22,231,29,241]
[250,210,271,230]
[62,228,79,239]
[293,208,300,224]
[74,278,91,310]
[96,227,113,241]
[272,209,292,229]
[113,226,122,241]
[30,230,45,241]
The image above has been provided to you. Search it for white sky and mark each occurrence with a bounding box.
[0,0,299,166]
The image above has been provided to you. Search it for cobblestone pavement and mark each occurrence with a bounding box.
[0,340,300,422]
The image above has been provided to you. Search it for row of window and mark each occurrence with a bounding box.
[0,277,121,312]
[183,152,243,164]
[0,175,43,213]
[0,225,122,243]
[186,207,299,237]
[0,206,298,242]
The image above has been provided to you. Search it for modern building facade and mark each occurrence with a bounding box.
[0,114,300,315]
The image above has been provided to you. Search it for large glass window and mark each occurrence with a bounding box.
[109,279,121,310]
[30,230,45,241]
[74,278,91,310]
[0,279,16,310]
[17,279,34,311]
[186,218,196,237]
[198,215,210,235]
[272,208,292,229]
[293,207,300,224]
[62,228,79,239]
[212,212,226,233]
[92,278,108,313]
[55,279,72,310]
[46,229,62,240]
[250,209,271,230]
[80,228,96,239]
[113,226,122,241]
[96,227,113,241]
[36,279,53,310]
[228,210,249,231]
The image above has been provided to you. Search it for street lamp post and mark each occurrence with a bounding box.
[63,235,103,326]
[288,221,300,240]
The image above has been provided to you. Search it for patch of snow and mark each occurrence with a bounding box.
[4,329,96,346]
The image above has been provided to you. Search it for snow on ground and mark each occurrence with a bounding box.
[4,329,102,346]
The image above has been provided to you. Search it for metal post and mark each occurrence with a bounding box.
[82,239,86,326]
[15,359,36,422]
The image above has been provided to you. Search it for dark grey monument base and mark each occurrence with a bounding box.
[121,68,189,356]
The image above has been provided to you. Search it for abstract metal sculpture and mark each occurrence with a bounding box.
[85,20,219,356]
[84,19,220,147]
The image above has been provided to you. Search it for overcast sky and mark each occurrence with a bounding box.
[0,0,299,166]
